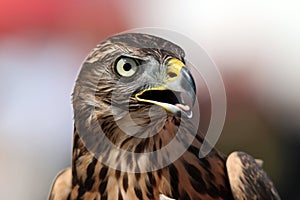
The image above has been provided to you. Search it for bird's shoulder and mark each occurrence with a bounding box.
[226,151,281,200]
[48,168,72,200]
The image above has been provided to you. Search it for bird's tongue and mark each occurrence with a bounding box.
[175,103,193,118]
[175,103,190,112]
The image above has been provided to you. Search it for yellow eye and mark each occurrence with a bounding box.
[115,57,138,77]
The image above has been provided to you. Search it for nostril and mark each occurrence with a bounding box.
[168,72,177,78]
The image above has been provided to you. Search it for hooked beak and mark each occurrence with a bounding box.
[135,58,196,118]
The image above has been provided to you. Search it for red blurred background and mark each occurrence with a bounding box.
[0,1,299,199]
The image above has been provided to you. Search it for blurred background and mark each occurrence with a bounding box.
[0,0,299,199]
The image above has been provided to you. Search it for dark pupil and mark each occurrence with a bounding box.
[123,63,132,71]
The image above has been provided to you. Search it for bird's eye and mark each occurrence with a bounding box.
[115,57,138,77]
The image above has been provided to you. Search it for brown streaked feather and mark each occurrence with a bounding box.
[69,117,234,199]
[226,151,281,200]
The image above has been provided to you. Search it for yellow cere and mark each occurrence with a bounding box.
[167,58,185,82]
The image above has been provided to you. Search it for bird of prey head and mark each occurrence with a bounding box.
[73,33,196,155]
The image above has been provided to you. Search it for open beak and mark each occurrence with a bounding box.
[135,58,196,118]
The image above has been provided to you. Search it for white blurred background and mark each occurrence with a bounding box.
[0,1,299,199]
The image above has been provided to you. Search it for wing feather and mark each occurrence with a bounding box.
[226,151,281,200]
